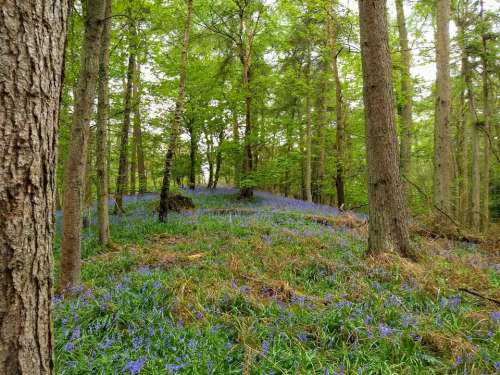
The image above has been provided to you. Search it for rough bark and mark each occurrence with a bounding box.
[433,0,452,217]
[158,0,193,222]
[358,0,415,259]
[395,0,413,194]
[115,17,136,214]
[96,0,112,246]
[60,0,106,290]
[0,1,69,373]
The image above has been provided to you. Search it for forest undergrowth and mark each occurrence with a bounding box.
[53,189,499,374]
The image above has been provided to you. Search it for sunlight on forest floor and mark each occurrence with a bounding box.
[52,189,499,374]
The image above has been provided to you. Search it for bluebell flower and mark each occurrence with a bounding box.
[377,323,393,337]
[297,332,308,342]
[490,311,500,323]
[122,358,146,374]
[65,342,75,352]
[71,327,81,340]
[261,340,270,355]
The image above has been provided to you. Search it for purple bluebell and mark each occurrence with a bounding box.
[122,358,146,374]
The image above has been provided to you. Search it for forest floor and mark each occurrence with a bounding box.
[53,188,499,374]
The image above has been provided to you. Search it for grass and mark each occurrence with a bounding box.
[53,188,499,374]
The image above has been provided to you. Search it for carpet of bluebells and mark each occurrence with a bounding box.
[53,188,499,374]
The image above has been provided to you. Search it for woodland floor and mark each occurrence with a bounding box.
[53,188,499,374]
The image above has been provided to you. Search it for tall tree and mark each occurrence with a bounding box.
[96,0,113,246]
[133,67,147,194]
[480,0,491,232]
[60,0,106,289]
[304,49,313,203]
[328,12,346,208]
[158,0,194,222]
[358,0,415,259]
[395,0,413,193]
[115,5,137,213]
[433,0,452,217]
[0,1,69,373]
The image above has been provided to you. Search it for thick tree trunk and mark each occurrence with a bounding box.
[395,0,413,194]
[313,76,327,204]
[60,0,106,290]
[96,0,112,246]
[0,1,69,374]
[133,68,147,194]
[433,0,452,217]
[158,0,193,222]
[115,24,136,213]
[358,0,415,259]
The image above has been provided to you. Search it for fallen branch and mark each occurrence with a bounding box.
[458,288,500,306]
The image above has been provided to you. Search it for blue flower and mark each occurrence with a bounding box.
[261,339,270,355]
[377,323,393,337]
[65,342,75,352]
[122,358,146,374]
[297,332,308,342]
[490,311,500,323]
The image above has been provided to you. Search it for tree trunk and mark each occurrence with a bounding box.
[133,66,147,194]
[214,130,224,189]
[115,15,136,214]
[304,51,313,203]
[130,136,137,195]
[231,110,241,188]
[96,0,112,246]
[0,2,69,373]
[395,0,413,194]
[433,0,452,217]
[240,53,254,199]
[456,11,471,226]
[60,0,106,290]
[480,0,490,233]
[188,119,197,190]
[329,18,346,208]
[358,0,415,259]
[206,133,214,189]
[158,0,193,222]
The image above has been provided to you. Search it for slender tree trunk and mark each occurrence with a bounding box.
[314,75,327,204]
[456,11,470,226]
[480,0,490,232]
[231,111,241,188]
[433,0,452,217]
[329,19,346,208]
[158,0,193,222]
[96,0,112,246]
[395,0,413,194]
[115,16,136,214]
[60,0,106,290]
[0,2,69,373]
[214,130,224,189]
[82,146,93,228]
[188,119,197,190]
[206,134,214,189]
[304,51,313,203]
[133,66,147,194]
[358,0,415,259]
[130,137,137,195]
[240,53,254,199]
